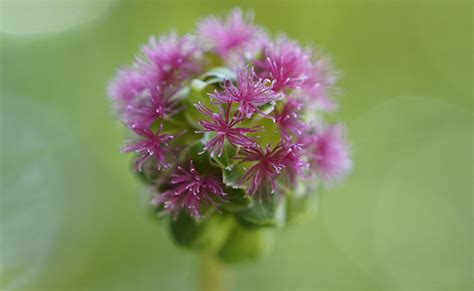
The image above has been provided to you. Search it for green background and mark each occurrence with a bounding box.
[1,0,472,290]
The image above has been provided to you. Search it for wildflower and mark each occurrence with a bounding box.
[300,58,339,111]
[236,143,290,195]
[210,66,279,118]
[107,68,151,113]
[124,85,178,127]
[140,32,202,85]
[195,102,261,157]
[122,123,175,171]
[304,125,352,184]
[257,36,313,92]
[151,161,226,220]
[279,142,308,185]
[198,8,265,58]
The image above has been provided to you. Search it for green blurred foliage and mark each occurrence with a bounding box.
[1,0,472,290]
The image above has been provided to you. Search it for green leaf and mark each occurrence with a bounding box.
[169,212,233,252]
[217,223,274,263]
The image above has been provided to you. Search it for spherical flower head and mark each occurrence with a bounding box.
[198,8,266,59]
[108,8,352,262]
[304,124,352,184]
[210,66,280,119]
[257,36,313,92]
[122,123,175,171]
[152,161,226,220]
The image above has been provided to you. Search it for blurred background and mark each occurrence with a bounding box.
[1,0,472,290]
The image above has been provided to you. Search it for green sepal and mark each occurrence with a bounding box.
[209,140,237,170]
[222,166,246,189]
[220,187,253,213]
[185,79,217,128]
[218,222,274,263]
[183,142,216,173]
[169,212,233,252]
[236,188,287,227]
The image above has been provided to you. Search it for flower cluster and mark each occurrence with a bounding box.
[108,8,351,261]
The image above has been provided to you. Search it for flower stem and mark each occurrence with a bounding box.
[198,254,228,291]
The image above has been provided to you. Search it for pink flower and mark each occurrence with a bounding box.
[124,85,178,127]
[122,123,175,171]
[108,32,199,125]
[140,32,201,85]
[107,68,151,114]
[279,142,308,185]
[210,66,279,119]
[195,102,261,157]
[304,125,351,184]
[301,58,339,112]
[152,161,226,220]
[236,143,290,195]
[257,36,313,92]
[198,9,265,58]
[274,97,305,140]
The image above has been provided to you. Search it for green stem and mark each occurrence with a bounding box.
[198,254,228,291]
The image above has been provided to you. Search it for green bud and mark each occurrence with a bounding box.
[170,212,233,252]
[284,183,319,224]
[218,222,274,263]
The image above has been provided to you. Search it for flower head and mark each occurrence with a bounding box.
[109,9,352,244]
[257,36,313,92]
[303,125,351,184]
[195,102,261,157]
[122,123,175,171]
[198,9,265,58]
[152,161,226,220]
[210,66,279,118]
